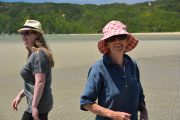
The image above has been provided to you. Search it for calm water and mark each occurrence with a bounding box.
[0,33,179,42]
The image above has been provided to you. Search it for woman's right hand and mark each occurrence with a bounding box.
[110,111,131,120]
[11,95,22,111]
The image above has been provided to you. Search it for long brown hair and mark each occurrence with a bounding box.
[26,31,54,67]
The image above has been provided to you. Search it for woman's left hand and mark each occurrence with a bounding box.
[32,106,40,120]
[140,108,148,120]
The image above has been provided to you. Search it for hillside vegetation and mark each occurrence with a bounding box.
[0,0,179,34]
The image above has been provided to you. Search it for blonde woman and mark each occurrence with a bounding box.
[11,20,54,120]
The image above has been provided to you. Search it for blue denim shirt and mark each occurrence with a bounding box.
[80,54,145,120]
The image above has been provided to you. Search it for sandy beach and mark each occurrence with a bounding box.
[0,34,179,120]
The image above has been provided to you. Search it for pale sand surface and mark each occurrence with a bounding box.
[0,34,179,120]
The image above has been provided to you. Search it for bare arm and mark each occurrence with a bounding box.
[18,89,25,98]
[32,73,45,107]
[32,73,45,120]
[11,89,25,111]
[83,103,131,120]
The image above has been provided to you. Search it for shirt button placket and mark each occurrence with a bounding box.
[123,65,128,88]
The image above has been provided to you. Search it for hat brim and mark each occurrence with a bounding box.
[17,28,44,34]
[124,34,138,53]
[98,34,138,54]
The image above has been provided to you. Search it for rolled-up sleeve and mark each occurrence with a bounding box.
[80,64,103,111]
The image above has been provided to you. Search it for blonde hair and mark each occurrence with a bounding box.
[27,32,54,67]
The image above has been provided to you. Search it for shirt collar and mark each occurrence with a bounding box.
[103,54,130,66]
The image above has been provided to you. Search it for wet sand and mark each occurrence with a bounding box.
[0,34,179,120]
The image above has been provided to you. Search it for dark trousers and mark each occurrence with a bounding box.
[22,111,48,120]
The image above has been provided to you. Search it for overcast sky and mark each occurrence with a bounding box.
[0,0,156,4]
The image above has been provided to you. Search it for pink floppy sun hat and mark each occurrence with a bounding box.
[97,20,138,54]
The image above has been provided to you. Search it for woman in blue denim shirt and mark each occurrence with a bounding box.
[80,20,148,120]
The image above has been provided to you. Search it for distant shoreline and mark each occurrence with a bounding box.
[0,32,180,36]
[132,32,180,35]
[69,32,180,35]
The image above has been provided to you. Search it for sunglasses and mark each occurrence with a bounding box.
[105,34,128,42]
[20,31,36,36]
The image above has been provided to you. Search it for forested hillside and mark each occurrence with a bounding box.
[0,0,179,34]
